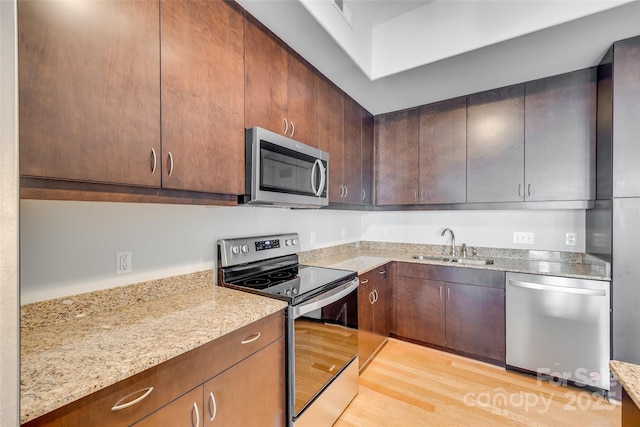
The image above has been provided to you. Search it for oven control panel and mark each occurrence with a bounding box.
[218,233,300,267]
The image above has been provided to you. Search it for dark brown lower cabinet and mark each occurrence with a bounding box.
[358,264,391,371]
[394,263,505,365]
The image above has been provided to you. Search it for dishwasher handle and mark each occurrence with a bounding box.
[508,279,606,297]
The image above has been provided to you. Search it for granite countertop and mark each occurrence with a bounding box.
[299,241,610,281]
[610,360,640,408]
[20,270,287,424]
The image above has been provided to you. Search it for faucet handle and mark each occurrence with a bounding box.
[472,246,478,257]
[461,243,467,258]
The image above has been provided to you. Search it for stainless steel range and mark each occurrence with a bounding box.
[217,233,359,427]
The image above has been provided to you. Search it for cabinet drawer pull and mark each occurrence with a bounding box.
[208,391,217,421]
[360,279,369,284]
[440,286,443,299]
[191,402,200,427]
[369,291,375,305]
[344,185,348,198]
[373,289,379,303]
[527,183,532,197]
[447,287,451,301]
[379,270,386,275]
[168,152,174,177]
[111,387,154,411]
[241,332,261,344]
[517,183,522,197]
[362,189,366,201]
[290,121,295,138]
[150,148,157,174]
[283,118,289,135]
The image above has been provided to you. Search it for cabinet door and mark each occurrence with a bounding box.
[613,37,640,198]
[287,53,318,147]
[372,268,390,351]
[525,68,596,201]
[419,97,467,204]
[203,338,285,426]
[343,96,363,204]
[161,0,244,194]
[18,0,160,186]
[445,283,505,363]
[395,277,445,346]
[244,16,288,136]
[375,109,420,205]
[467,84,525,203]
[133,386,203,427]
[357,278,375,369]
[361,110,374,205]
[318,78,344,202]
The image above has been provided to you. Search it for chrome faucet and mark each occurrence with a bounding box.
[441,228,456,257]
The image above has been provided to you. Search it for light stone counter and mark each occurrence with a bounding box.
[611,360,640,409]
[20,270,287,424]
[300,241,610,281]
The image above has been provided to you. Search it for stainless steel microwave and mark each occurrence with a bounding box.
[241,127,329,208]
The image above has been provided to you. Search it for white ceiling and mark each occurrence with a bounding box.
[237,0,640,115]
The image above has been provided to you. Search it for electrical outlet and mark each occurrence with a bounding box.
[116,250,132,275]
[566,232,577,246]
[310,232,317,245]
[341,228,346,240]
[381,227,388,238]
[513,232,534,245]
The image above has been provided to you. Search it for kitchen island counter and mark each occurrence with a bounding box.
[20,270,287,424]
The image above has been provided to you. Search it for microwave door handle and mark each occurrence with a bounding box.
[310,159,319,195]
[291,278,359,319]
[316,160,326,197]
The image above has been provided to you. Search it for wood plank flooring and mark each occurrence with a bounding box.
[335,338,620,427]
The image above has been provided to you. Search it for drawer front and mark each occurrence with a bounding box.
[360,264,390,287]
[397,262,504,288]
[86,310,285,427]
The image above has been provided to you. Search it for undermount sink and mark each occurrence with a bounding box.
[411,255,494,265]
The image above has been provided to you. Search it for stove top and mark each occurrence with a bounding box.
[217,233,357,305]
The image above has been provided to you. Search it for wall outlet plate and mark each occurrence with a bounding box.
[116,250,132,275]
[513,232,534,245]
[381,227,388,238]
[566,232,577,246]
[310,232,317,245]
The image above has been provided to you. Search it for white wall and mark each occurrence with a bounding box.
[20,200,361,303]
[362,210,585,252]
[20,201,586,303]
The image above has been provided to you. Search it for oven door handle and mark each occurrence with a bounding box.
[291,278,359,319]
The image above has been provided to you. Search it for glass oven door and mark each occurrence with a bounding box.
[289,278,359,419]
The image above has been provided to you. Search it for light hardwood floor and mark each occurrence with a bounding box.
[335,338,620,427]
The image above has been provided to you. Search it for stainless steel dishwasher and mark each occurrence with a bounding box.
[505,272,610,391]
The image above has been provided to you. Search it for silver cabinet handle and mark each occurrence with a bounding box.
[344,185,348,198]
[241,332,261,344]
[150,148,157,174]
[379,270,386,275]
[339,185,345,198]
[283,118,289,135]
[168,152,174,177]
[420,188,424,201]
[373,289,379,303]
[414,189,418,201]
[509,280,606,296]
[368,291,374,305]
[290,121,295,138]
[360,279,369,284]
[447,287,451,301]
[517,183,522,197]
[361,189,366,201]
[440,286,443,299]
[111,387,154,411]
[208,391,217,422]
[527,183,532,197]
[191,402,200,427]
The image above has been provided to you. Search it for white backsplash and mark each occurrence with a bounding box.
[20,200,584,303]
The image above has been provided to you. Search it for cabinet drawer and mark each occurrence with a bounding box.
[23,311,285,427]
[360,265,389,286]
[397,262,504,288]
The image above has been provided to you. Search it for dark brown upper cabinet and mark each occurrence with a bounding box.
[375,109,420,205]
[601,36,640,199]
[245,15,318,148]
[161,0,245,194]
[343,96,364,204]
[318,77,344,202]
[19,0,161,187]
[418,97,467,204]
[361,111,374,205]
[524,68,596,202]
[467,84,525,203]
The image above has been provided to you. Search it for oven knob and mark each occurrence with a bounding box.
[231,245,240,255]
[292,239,298,246]
[284,239,291,246]
[285,289,292,296]
[241,245,249,253]
[292,288,298,294]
